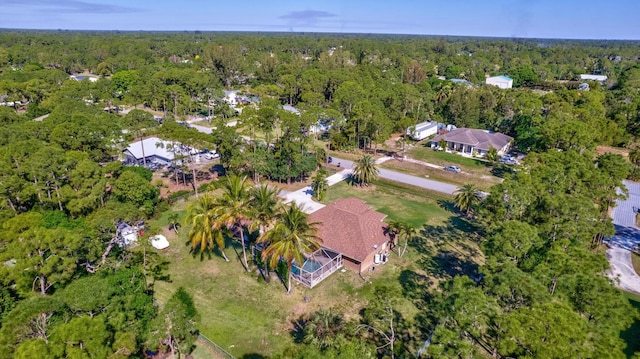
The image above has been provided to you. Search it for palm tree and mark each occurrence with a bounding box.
[250,184,282,234]
[167,212,180,233]
[249,184,282,280]
[212,175,253,271]
[302,308,346,350]
[398,223,416,257]
[311,169,329,201]
[184,194,229,261]
[454,184,482,217]
[352,154,379,186]
[259,203,322,294]
[386,220,416,257]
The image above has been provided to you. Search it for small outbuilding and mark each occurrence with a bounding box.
[485,75,513,89]
[580,74,608,82]
[407,121,439,141]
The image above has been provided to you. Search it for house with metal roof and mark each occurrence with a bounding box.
[123,137,182,166]
[430,128,513,157]
[485,75,513,89]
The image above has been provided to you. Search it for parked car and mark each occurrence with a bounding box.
[328,156,333,164]
[204,151,220,160]
[444,165,461,173]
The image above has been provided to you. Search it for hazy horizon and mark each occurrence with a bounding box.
[3,0,639,41]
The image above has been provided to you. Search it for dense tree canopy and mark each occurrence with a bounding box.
[1,30,640,358]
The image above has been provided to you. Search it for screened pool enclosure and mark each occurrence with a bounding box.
[291,247,343,288]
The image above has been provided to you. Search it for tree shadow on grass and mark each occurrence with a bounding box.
[427,251,479,280]
[398,269,434,303]
[491,163,516,178]
[289,316,306,344]
[240,354,267,359]
[437,199,457,214]
[621,296,640,358]
[411,222,481,280]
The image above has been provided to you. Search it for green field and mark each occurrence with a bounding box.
[322,178,453,228]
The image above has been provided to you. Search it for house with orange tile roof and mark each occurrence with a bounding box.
[308,198,393,273]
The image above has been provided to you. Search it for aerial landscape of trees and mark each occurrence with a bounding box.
[0,30,640,357]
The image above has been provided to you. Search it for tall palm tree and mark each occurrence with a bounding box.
[387,220,416,257]
[259,203,322,294]
[454,184,482,217]
[398,223,416,257]
[212,175,253,271]
[184,194,229,261]
[352,154,379,186]
[311,169,328,201]
[167,212,180,233]
[250,184,282,280]
[250,184,282,234]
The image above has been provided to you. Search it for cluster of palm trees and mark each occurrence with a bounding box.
[184,175,322,293]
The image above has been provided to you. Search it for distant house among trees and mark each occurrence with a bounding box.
[580,74,608,83]
[430,128,513,157]
[70,74,99,82]
[485,75,513,89]
[308,198,394,273]
[123,137,181,166]
[450,78,473,87]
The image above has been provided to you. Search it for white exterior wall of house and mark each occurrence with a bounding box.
[580,74,608,82]
[407,121,438,141]
[439,140,510,157]
[486,76,513,89]
[223,91,239,106]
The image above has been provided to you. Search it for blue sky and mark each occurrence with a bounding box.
[2,0,639,40]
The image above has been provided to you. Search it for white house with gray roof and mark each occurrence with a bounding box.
[123,137,182,166]
[431,128,512,157]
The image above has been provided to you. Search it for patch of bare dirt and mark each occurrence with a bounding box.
[596,145,629,157]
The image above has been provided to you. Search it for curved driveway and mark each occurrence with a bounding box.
[607,180,640,294]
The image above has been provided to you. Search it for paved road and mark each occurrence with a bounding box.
[607,180,640,293]
[331,156,458,195]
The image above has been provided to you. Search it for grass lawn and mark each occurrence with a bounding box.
[322,178,453,228]
[632,253,640,276]
[408,145,492,171]
[146,177,484,357]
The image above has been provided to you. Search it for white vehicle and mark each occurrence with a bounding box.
[204,151,220,160]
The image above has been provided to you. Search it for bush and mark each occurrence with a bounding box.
[122,166,153,182]
[167,190,192,203]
